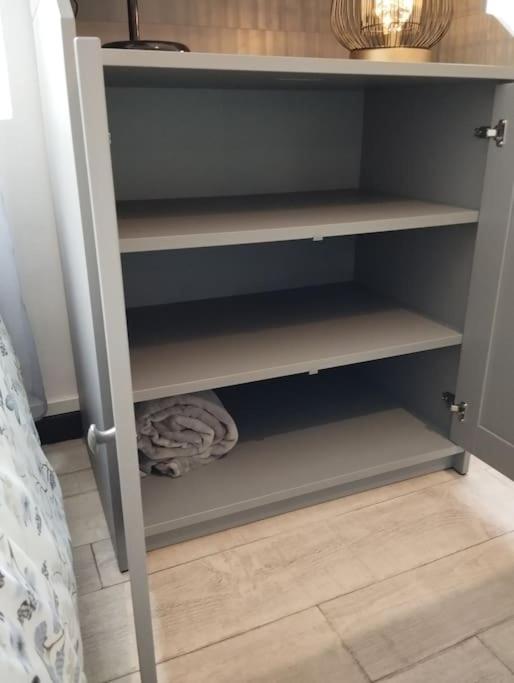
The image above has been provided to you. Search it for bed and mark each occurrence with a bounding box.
[0,316,84,682]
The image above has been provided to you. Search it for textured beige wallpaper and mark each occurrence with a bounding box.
[436,0,514,65]
[76,0,514,64]
[76,0,348,58]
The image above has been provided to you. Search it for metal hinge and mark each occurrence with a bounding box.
[474,119,507,147]
[442,392,468,422]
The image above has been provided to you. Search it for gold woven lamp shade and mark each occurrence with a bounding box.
[331,0,453,62]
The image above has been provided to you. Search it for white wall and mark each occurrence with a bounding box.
[0,0,78,415]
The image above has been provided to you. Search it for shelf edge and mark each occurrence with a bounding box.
[142,444,463,537]
[119,210,479,254]
[132,332,463,403]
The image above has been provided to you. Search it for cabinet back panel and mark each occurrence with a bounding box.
[355,224,477,331]
[122,236,355,308]
[360,84,495,209]
[107,87,364,201]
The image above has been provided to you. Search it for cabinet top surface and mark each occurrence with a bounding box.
[101,48,514,88]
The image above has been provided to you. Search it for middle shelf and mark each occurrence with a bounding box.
[127,282,462,402]
[117,190,479,252]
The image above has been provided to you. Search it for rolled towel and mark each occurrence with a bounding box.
[135,390,238,478]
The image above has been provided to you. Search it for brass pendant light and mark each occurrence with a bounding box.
[331,0,453,62]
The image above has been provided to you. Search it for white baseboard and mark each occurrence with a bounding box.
[46,394,80,416]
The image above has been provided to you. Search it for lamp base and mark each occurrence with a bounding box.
[350,47,432,63]
[103,40,190,51]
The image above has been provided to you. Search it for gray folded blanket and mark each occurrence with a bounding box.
[135,390,239,477]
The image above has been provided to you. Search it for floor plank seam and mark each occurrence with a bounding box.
[78,586,105,598]
[54,465,93,476]
[318,528,514,616]
[75,540,109,557]
[476,620,514,675]
[74,540,99,551]
[107,674,137,683]
[89,543,103,594]
[138,474,466,580]
[314,604,372,682]
[373,635,480,682]
[91,543,109,590]
[63,487,98,500]
[80,583,114,597]
[475,614,514,641]
[147,605,338,674]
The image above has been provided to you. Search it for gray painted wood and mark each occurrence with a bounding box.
[74,38,157,683]
[361,347,462,437]
[141,371,462,538]
[122,237,355,309]
[146,455,458,551]
[117,192,478,252]
[355,224,477,331]
[360,84,495,210]
[127,283,462,402]
[453,452,471,475]
[102,50,514,89]
[107,87,363,201]
[453,84,514,481]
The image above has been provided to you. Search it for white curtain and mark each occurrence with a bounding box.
[0,194,47,419]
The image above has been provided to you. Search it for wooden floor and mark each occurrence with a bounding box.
[45,439,514,683]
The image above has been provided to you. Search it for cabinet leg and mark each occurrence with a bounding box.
[113,531,129,573]
[453,451,471,475]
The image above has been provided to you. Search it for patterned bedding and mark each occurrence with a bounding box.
[0,317,85,682]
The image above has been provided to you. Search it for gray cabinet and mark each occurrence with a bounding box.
[33,6,514,680]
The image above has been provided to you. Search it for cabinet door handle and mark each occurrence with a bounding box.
[87,424,116,456]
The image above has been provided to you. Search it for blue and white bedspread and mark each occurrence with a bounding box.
[0,317,85,682]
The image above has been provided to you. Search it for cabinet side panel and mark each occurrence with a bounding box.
[362,348,461,437]
[360,84,494,209]
[355,224,477,331]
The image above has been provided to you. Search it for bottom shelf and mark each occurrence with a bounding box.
[141,371,462,539]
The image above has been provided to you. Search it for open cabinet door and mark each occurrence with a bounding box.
[32,3,156,679]
[72,37,157,682]
[452,83,514,480]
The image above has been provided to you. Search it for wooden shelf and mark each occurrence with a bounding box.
[127,282,462,402]
[103,50,514,89]
[141,372,462,537]
[117,191,478,253]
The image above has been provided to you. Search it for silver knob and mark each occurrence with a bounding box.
[87,424,116,456]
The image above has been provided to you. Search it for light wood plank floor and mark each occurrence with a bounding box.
[45,440,514,683]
